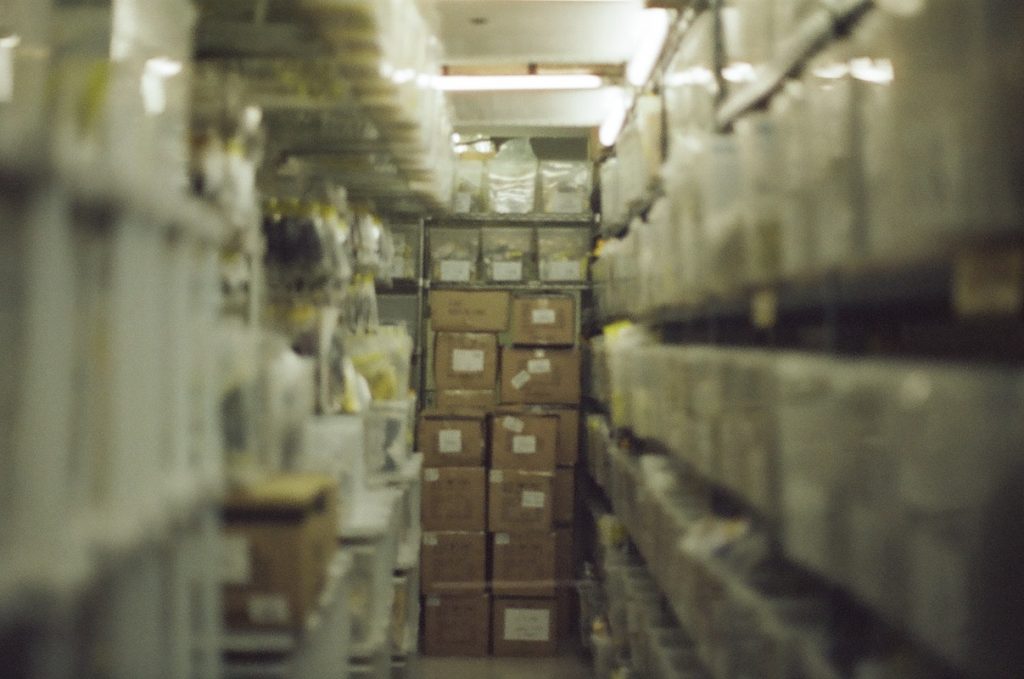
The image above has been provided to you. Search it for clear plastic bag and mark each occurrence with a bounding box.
[540,161,592,214]
[482,227,534,282]
[429,227,480,283]
[452,158,487,213]
[488,139,538,214]
[538,227,590,282]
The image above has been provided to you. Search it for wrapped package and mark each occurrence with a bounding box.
[540,161,592,214]
[429,227,480,283]
[488,139,538,214]
[538,227,590,282]
[482,227,535,283]
[452,158,486,213]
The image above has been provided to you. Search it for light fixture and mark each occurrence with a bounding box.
[599,89,632,148]
[626,9,673,87]
[435,74,604,92]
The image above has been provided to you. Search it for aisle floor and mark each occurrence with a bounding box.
[420,654,591,679]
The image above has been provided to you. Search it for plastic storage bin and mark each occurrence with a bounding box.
[538,227,590,282]
[429,227,480,283]
[482,226,535,283]
[540,160,592,214]
[488,139,538,214]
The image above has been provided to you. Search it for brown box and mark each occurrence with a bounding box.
[492,597,557,657]
[499,348,581,405]
[496,406,580,466]
[222,474,338,630]
[422,467,487,532]
[435,332,498,391]
[554,467,575,526]
[418,413,486,467]
[421,531,487,594]
[510,295,576,346]
[435,389,498,411]
[491,532,558,597]
[488,470,554,533]
[423,593,491,656]
[430,290,511,332]
[490,413,558,472]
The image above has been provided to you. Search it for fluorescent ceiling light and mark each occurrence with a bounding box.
[436,74,604,92]
[599,89,632,147]
[626,9,672,87]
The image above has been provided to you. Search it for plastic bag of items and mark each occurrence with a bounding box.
[488,139,538,214]
[538,227,590,282]
[343,325,413,403]
[452,158,487,213]
[540,161,592,214]
[482,227,535,283]
[429,227,480,283]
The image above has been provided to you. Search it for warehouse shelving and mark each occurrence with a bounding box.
[436,213,596,226]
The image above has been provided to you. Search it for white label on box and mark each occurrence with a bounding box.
[527,358,552,375]
[248,595,290,625]
[423,533,438,546]
[492,261,523,282]
[495,533,511,546]
[440,260,472,282]
[522,490,546,509]
[503,608,551,642]
[510,371,531,390]
[427,596,441,607]
[452,349,485,373]
[542,260,583,281]
[425,469,440,482]
[490,470,504,483]
[438,429,463,454]
[221,535,251,585]
[531,308,557,325]
[513,435,538,455]
[502,416,525,433]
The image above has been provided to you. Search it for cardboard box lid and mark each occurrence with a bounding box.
[223,474,336,519]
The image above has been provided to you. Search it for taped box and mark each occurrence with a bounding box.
[496,405,580,467]
[421,531,487,594]
[491,531,558,597]
[421,467,487,532]
[222,474,338,630]
[430,290,511,332]
[423,593,491,657]
[499,348,581,405]
[418,412,486,467]
[488,469,554,532]
[492,597,557,657]
[490,413,558,471]
[435,332,498,391]
[510,295,576,346]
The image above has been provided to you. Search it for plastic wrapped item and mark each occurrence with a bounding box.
[0,0,52,165]
[771,81,818,278]
[599,157,627,235]
[664,11,719,137]
[482,226,535,283]
[488,139,538,214]
[736,114,783,285]
[452,158,486,213]
[540,160,592,214]
[429,227,480,283]
[538,227,590,282]
[702,135,746,297]
[344,325,413,403]
[363,398,414,476]
[388,222,420,281]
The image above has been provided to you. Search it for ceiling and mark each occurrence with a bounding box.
[428,0,650,138]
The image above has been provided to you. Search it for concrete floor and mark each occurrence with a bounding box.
[419,654,592,679]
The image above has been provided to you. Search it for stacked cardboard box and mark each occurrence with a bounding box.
[421,289,582,657]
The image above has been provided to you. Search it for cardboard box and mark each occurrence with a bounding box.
[492,597,557,657]
[490,413,558,472]
[499,348,581,405]
[488,470,554,533]
[554,467,575,526]
[430,290,511,332]
[491,531,558,596]
[435,389,498,411]
[423,593,491,656]
[418,413,486,467]
[421,531,487,594]
[510,295,576,346]
[222,474,338,630]
[422,467,487,532]
[496,406,580,466]
[435,332,498,391]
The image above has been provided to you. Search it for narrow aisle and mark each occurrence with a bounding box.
[420,654,592,679]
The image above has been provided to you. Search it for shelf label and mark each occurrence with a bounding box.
[492,261,524,282]
[452,349,485,373]
[423,533,438,546]
[424,469,440,482]
[531,308,557,325]
[440,260,472,282]
[541,260,583,281]
[954,249,1024,317]
[221,535,251,585]
[502,416,525,433]
[248,595,290,625]
[503,608,551,642]
[512,435,538,455]
[527,358,552,375]
[490,470,504,483]
[510,371,531,390]
[521,490,546,509]
[438,429,463,454]
[495,533,511,546]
